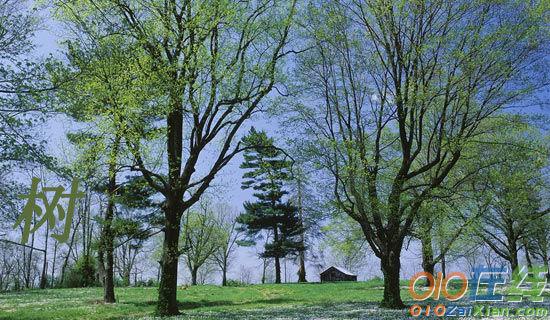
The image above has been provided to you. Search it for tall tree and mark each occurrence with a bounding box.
[290,0,548,308]
[53,37,150,302]
[473,125,549,272]
[51,0,298,314]
[237,128,305,284]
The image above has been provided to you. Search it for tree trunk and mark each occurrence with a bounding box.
[274,257,281,284]
[420,232,435,286]
[39,250,47,289]
[102,155,117,303]
[508,240,519,273]
[297,250,307,282]
[123,269,131,287]
[97,249,105,286]
[544,257,550,280]
[39,227,49,289]
[441,252,446,278]
[191,267,198,285]
[51,241,58,287]
[261,258,267,284]
[156,201,182,316]
[523,241,533,268]
[25,230,35,289]
[296,178,307,283]
[273,226,281,284]
[380,248,405,309]
[221,262,227,286]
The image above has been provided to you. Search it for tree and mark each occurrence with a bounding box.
[289,0,548,308]
[237,128,305,284]
[0,0,55,173]
[211,203,243,286]
[51,0,298,314]
[473,125,549,272]
[181,200,219,286]
[54,38,146,302]
[529,215,550,279]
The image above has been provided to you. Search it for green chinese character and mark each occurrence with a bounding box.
[13,178,84,244]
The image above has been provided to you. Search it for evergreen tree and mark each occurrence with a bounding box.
[237,128,304,284]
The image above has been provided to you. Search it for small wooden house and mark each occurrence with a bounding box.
[320,266,357,282]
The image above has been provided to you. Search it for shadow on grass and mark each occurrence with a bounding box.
[126,297,298,310]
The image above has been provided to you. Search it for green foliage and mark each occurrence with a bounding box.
[224,279,250,287]
[320,213,369,271]
[0,0,58,175]
[61,255,99,288]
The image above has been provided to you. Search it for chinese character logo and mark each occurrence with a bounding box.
[13,177,84,244]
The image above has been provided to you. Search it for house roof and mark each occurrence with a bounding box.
[320,266,357,276]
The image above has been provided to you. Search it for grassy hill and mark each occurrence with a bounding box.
[0,280,412,319]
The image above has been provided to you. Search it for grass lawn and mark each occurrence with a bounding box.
[0,280,413,319]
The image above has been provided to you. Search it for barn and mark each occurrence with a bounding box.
[320,266,357,282]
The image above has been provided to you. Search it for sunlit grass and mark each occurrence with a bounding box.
[0,280,412,319]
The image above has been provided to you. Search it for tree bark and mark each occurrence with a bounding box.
[523,240,533,268]
[97,249,105,286]
[51,241,58,287]
[122,269,131,287]
[191,267,198,286]
[39,228,49,289]
[101,145,118,303]
[156,199,183,316]
[509,255,519,274]
[261,258,267,284]
[274,257,281,284]
[273,225,281,284]
[420,232,435,286]
[296,178,307,283]
[221,262,227,286]
[508,239,519,273]
[380,248,405,309]
[544,257,550,280]
[441,252,446,278]
[297,250,307,283]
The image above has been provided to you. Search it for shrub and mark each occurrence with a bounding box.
[225,279,249,287]
[62,255,99,288]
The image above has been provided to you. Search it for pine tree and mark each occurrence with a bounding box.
[237,128,304,283]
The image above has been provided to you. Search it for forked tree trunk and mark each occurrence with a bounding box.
[156,200,183,316]
[380,248,405,309]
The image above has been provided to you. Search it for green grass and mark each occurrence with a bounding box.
[0,280,413,319]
